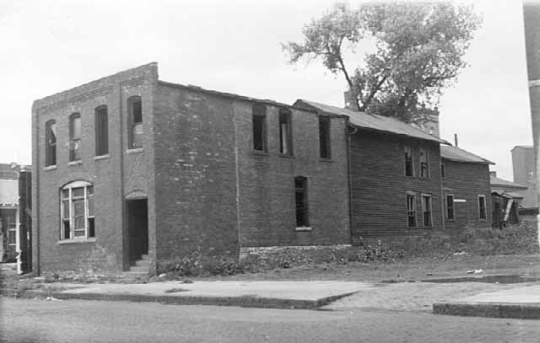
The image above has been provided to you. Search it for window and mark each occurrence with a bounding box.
[252,104,267,152]
[295,176,309,227]
[419,148,429,178]
[441,163,445,178]
[279,109,293,156]
[406,193,416,228]
[319,116,331,159]
[128,96,143,149]
[60,181,95,240]
[404,146,414,176]
[446,194,455,220]
[69,113,81,161]
[7,216,16,254]
[45,120,57,166]
[478,195,487,220]
[95,106,108,156]
[422,194,432,227]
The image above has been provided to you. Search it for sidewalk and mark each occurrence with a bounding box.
[433,283,540,319]
[19,280,377,310]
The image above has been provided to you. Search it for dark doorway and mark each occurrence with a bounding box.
[126,199,148,266]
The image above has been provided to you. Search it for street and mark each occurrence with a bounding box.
[2,298,539,343]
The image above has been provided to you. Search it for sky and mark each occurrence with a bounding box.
[0,0,532,181]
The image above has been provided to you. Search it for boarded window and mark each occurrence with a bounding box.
[419,148,429,178]
[279,109,292,155]
[478,195,487,220]
[422,194,432,227]
[45,120,57,166]
[319,116,331,159]
[129,97,143,149]
[252,104,267,152]
[95,106,108,156]
[404,146,414,176]
[295,176,309,227]
[69,113,81,161]
[406,193,416,228]
[446,194,455,220]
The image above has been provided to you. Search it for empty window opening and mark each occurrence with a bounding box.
[422,194,432,227]
[478,195,487,220]
[252,104,267,152]
[129,97,143,149]
[446,194,455,220]
[279,109,292,155]
[60,181,95,240]
[95,106,109,156]
[319,116,331,159]
[295,176,309,227]
[404,146,414,176]
[441,163,445,178]
[406,193,416,228]
[69,114,81,161]
[45,120,57,166]
[420,148,429,178]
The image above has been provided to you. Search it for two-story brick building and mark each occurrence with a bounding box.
[32,63,351,275]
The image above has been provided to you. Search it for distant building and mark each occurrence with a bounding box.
[490,171,528,227]
[511,145,538,212]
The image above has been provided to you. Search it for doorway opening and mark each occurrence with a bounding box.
[125,198,148,266]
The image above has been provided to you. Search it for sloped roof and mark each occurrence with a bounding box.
[0,179,18,208]
[441,145,494,164]
[490,175,528,190]
[294,100,449,144]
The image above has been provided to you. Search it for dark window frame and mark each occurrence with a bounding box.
[60,181,95,241]
[279,108,293,156]
[421,194,433,227]
[478,194,487,220]
[252,104,267,152]
[446,194,455,220]
[319,116,331,159]
[406,192,416,228]
[128,96,143,149]
[404,145,414,176]
[45,120,57,167]
[295,176,309,227]
[419,148,429,178]
[69,113,82,162]
[95,106,109,156]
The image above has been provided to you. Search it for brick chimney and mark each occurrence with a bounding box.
[344,90,359,111]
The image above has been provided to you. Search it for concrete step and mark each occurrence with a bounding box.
[140,254,150,260]
[122,271,148,279]
[135,259,151,267]
[128,265,149,273]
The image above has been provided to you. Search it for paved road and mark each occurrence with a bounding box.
[2,298,539,343]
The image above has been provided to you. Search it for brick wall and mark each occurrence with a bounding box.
[235,103,351,247]
[350,131,443,241]
[442,160,492,229]
[32,63,158,275]
[153,84,239,259]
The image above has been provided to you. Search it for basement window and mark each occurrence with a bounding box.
[252,104,267,152]
[60,181,95,241]
[406,192,416,228]
[295,176,309,227]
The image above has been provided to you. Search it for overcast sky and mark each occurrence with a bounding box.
[0,0,531,180]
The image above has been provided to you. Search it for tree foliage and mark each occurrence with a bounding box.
[282,2,481,122]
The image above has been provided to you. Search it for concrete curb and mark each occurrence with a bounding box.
[433,302,540,319]
[19,290,357,310]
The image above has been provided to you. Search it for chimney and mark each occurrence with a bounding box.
[490,171,497,177]
[344,90,359,111]
[454,134,459,147]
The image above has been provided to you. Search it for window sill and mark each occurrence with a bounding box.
[44,165,57,171]
[68,160,82,166]
[295,227,312,232]
[94,154,110,161]
[58,238,96,245]
[252,150,269,156]
[127,147,144,154]
[319,158,333,163]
